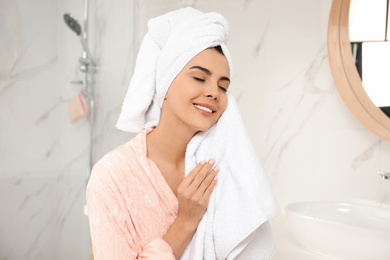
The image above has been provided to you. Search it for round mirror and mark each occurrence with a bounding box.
[328,0,390,141]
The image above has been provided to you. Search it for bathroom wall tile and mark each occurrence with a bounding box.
[0,73,61,173]
[55,170,90,260]
[90,0,137,162]
[0,173,57,260]
[1,0,92,259]
[379,140,390,170]
[0,171,89,260]
[0,0,59,174]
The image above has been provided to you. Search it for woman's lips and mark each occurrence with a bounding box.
[193,103,216,117]
[193,103,216,112]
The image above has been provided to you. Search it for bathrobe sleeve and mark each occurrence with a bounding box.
[86,161,176,260]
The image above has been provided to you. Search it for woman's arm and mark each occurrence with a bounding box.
[163,159,219,259]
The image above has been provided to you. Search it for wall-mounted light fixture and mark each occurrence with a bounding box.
[349,0,390,115]
[349,0,389,41]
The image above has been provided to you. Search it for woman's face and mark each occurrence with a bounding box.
[162,48,230,133]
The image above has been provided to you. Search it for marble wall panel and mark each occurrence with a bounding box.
[0,0,95,258]
[90,0,137,161]
[0,173,57,260]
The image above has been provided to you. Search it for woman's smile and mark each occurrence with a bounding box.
[193,103,216,117]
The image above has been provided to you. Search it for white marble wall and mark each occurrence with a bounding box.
[0,0,133,259]
[1,0,390,259]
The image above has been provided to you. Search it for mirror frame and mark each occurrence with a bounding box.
[328,0,390,141]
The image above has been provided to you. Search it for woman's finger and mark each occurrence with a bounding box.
[190,159,215,189]
[198,166,219,194]
[181,160,206,187]
[202,173,218,200]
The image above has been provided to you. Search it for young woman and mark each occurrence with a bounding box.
[87,7,278,260]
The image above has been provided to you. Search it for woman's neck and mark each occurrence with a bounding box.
[146,119,196,167]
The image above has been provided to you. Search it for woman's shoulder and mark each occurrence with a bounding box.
[95,131,146,171]
[87,132,147,190]
[100,141,136,166]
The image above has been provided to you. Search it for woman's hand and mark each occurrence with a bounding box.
[162,159,218,259]
[176,159,219,226]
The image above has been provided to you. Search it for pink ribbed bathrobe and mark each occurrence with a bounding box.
[86,129,178,259]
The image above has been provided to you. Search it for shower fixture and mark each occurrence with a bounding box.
[63,1,95,185]
[64,13,81,35]
[63,13,94,63]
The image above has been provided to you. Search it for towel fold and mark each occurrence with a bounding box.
[116,7,279,260]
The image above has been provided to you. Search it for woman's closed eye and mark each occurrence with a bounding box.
[194,77,205,82]
[219,86,228,92]
[193,76,228,92]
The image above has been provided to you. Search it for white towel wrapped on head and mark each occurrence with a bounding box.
[116,7,279,260]
[117,7,232,132]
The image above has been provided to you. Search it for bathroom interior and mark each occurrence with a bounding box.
[1,0,390,259]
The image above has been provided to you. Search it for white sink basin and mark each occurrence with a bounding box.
[286,201,390,260]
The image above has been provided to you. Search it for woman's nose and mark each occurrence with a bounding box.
[204,83,219,100]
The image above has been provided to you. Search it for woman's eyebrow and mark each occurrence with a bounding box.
[189,66,211,75]
[220,76,230,83]
[189,66,230,82]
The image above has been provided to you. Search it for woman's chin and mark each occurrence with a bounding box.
[191,123,215,133]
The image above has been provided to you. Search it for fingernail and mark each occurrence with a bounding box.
[209,159,215,164]
[200,160,206,165]
[214,175,218,181]
[214,166,219,172]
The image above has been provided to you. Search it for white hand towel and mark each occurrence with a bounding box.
[181,95,279,260]
[115,7,279,259]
